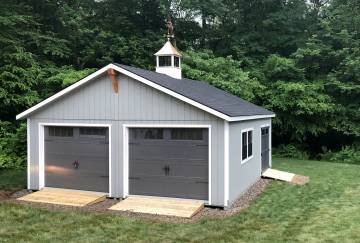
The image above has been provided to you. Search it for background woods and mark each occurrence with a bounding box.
[0,0,359,168]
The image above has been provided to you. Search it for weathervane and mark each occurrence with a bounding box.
[165,16,174,40]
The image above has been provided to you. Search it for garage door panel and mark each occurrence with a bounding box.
[45,126,109,193]
[130,176,208,200]
[130,144,208,161]
[46,142,108,157]
[130,161,208,178]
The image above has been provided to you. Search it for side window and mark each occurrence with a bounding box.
[241,129,253,163]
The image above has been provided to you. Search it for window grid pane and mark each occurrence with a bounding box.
[174,56,180,67]
[242,132,247,160]
[49,127,73,137]
[171,128,203,140]
[248,131,253,157]
[159,56,172,67]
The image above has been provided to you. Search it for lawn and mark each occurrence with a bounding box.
[0,158,359,242]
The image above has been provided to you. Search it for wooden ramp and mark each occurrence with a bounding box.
[17,188,107,207]
[109,195,204,218]
[262,168,309,185]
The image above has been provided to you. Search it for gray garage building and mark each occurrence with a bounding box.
[17,40,274,207]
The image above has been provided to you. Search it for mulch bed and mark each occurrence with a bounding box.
[0,191,12,200]
[1,179,272,224]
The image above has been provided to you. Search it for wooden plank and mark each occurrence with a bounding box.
[262,168,295,182]
[17,188,106,207]
[262,168,309,185]
[109,196,204,218]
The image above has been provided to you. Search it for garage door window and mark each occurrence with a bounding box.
[132,128,163,139]
[171,128,203,140]
[48,127,73,137]
[241,129,253,163]
[80,127,106,137]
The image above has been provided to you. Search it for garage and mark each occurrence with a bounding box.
[129,128,209,200]
[44,126,109,192]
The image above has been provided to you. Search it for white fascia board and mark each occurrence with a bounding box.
[16,64,112,120]
[228,114,275,122]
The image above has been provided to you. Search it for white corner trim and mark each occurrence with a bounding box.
[38,123,45,189]
[27,118,31,189]
[37,123,112,196]
[240,127,254,165]
[224,121,229,207]
[16,63,275,122]
[122,124,212,205]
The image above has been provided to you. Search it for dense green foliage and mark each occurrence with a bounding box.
[1,158,359,241]
[0,0,359,168]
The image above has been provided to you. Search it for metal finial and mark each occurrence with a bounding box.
[165,15,174,40]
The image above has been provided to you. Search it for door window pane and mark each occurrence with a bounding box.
[171,128,203,140]
[132,129,163,139]
[48,127,73,137]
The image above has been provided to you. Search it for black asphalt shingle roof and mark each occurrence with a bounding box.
[116,64,274,118]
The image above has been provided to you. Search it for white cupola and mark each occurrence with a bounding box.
[155,16,182,79]
[155,41,182,79]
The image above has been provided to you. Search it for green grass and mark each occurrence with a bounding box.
[0,158,359,242]
[0,169,26,191]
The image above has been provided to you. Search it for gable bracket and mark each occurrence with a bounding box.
[108,68,119,93]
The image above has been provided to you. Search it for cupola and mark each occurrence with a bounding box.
[155,17,182,79]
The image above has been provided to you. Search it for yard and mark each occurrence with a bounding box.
[0,158,359,242]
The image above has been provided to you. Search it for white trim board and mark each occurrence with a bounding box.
[122,124,212,205]
[224,121,229,207]
[16,63,275,122]
[27,118,31,189]
[37,123,113,197]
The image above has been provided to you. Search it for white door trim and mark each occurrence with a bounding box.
[38,122,112,197]
[260,124,272,169]
[122,124,212,205]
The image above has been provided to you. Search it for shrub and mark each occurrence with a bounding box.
[320,146,360,164]
[0,122,27,169]
[273,144,309,160]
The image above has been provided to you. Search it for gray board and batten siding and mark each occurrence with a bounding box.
[228,119,271,205]
[27,73,227,206]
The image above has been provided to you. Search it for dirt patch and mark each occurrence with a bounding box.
[4,179,271,224]
[0,191,12,200]
[291,175,310,185]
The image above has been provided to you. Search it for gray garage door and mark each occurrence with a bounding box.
[129,128,208,200]
[45,126,109,192]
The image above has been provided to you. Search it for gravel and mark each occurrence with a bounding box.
[1,178,272,224]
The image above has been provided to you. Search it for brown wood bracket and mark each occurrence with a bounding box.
[107,68,119,93]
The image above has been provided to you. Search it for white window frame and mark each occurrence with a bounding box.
[241,128,254,164]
